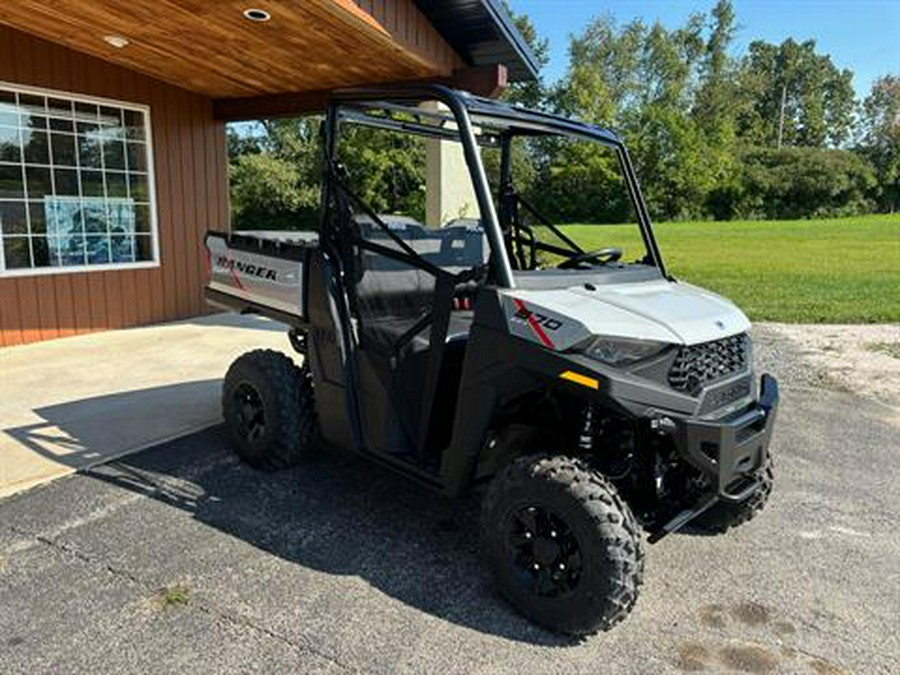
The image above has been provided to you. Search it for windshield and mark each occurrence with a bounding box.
[481,130,654,275]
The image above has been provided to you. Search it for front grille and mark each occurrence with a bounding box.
[668,333,749,395]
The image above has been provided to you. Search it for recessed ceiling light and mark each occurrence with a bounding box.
[242,8,271,22]
[103,35,130,48]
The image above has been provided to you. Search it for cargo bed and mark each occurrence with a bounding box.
[204,230,317,326]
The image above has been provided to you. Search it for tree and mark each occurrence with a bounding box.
[230,153,320,230]
[338,124,426,221]
[859,75,900,212]
[738,39,855,148]
[694,0,738,131]
[227,118,323,230]
[694,2,740,151]
[557,14,719,220]
[723,147,876,219]
[502,5,550,109]
[557,14,645,126]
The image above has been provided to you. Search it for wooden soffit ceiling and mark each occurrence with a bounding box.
[0,0,463,98]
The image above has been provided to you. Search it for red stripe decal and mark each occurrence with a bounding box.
[228,264,245,290]
[513,298,555,350]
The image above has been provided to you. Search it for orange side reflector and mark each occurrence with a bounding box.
[559,370,599,390]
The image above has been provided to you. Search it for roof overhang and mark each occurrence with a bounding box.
[0,1,464,98]
[0,1,537,120]
[412,0,539,81]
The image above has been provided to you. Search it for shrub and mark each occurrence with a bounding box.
[717,146,878,220]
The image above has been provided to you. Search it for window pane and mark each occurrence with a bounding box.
[58,234,86,265]
[47,98,73,118]
[123,109,146,140]
[2,236,31,268]
[0,91,15,106]
[19,95,49,131]
[53,168,79,196]
[99,106,122,127]
[22,115,48,131]
[111,234,135,262]
[134,203,152,233]
[126,141,147,172]
[82,199,107,233]
[23,130,50,164]
[78,134,103,168]
[106,171,127,198]
[0,126,21,162]
[0,163,24,199]
[32,235,50,266]
[25,166,52,199]
[128,172,149,201]
[49,117,75,133]
[28,200,47,234]
[107,199,136,234]
[47,236,61,265]
[81,170,104,197]
[76,120,99,135]
[0,103,17,127]
[18,94,46,116]
[0,201,27,234]
[51,132,77,166]
[46,199,83,239]
[86,235,110,264]
[74,102,98,121]
[135,234,153,261]
[103,138,126,170]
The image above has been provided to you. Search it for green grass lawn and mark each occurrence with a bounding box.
[561,214,900,323]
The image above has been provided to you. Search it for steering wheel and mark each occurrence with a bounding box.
[557,247,623,269]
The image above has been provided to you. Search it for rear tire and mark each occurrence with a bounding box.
[692,457,774,533]
[481,455,644,635]
[222,349,317,470]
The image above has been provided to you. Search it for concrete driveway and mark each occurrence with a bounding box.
[0,330,898,674]
[0,314,288,498]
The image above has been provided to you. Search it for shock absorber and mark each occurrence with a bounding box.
[577,404,594,453]
[586,407,636,482]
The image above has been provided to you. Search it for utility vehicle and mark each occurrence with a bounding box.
[205,85,779,635]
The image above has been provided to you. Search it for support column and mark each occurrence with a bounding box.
[423,103,479,227]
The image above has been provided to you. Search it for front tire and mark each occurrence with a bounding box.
[481,455,644,635]
[222,349,317,470]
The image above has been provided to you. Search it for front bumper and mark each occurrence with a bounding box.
[676,373,779,502]
[649,374,779,541]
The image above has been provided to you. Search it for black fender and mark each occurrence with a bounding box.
[437,288,697,496]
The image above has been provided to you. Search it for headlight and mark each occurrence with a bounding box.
[578,336,669,366]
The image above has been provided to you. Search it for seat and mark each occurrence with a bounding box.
[353,213,483,357]
[361,310,473,356]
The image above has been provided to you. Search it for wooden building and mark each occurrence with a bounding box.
[0,0,536,346]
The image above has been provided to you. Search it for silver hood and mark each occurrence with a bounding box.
[499,279,750,351]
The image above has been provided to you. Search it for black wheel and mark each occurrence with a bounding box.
[481,455,644,635]
[222,349,317,470]
[691,457,774,533]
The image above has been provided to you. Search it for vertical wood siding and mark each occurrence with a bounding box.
[0,26,228,346]
[353,0,462,73]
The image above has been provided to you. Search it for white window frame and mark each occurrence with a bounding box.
[0,80,160,277]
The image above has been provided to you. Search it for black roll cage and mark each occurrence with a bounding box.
[320,84,668,285]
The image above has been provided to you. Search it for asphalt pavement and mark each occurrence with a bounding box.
[0,331,898,674]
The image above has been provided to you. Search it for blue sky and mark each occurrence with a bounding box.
[510,0,900,98]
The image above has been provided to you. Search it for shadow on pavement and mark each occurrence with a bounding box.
[83,425,575,646]
[3,380,221,471]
